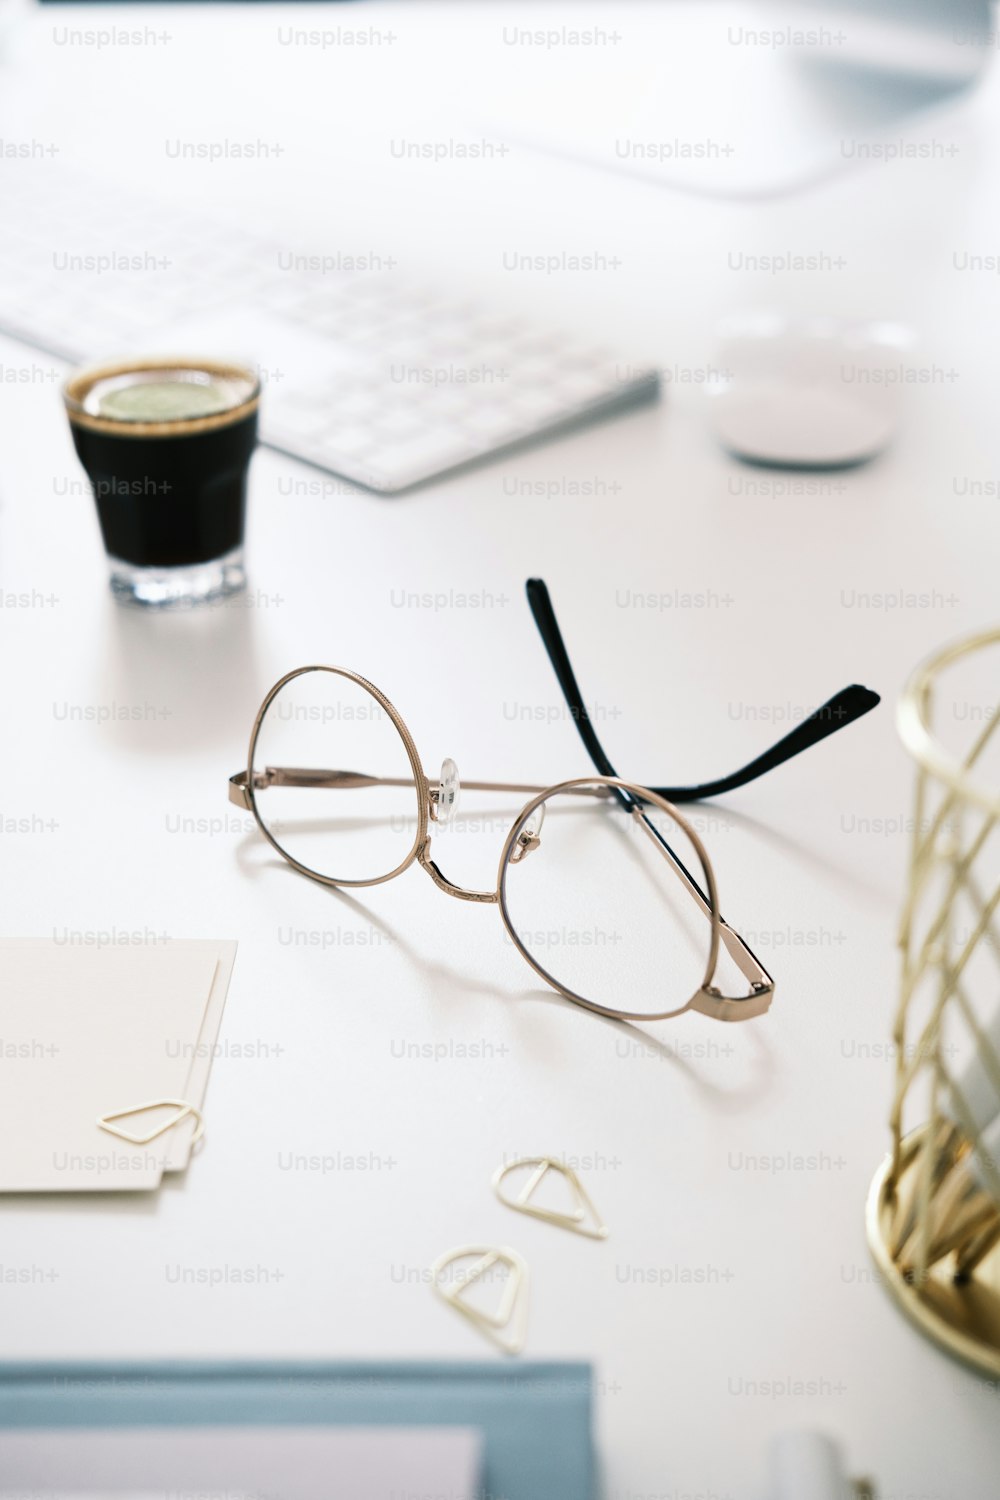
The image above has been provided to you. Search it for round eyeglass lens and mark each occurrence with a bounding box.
[249,668,423,883]
[500,783,715,1018]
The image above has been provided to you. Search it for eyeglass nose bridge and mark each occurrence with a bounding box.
[419,755,502,903]
[416,838,499,904]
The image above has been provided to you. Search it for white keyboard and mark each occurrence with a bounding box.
[0,167,658,493]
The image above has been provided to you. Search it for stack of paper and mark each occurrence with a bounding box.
[0,939,236,1192]
[0,1425,483,1500]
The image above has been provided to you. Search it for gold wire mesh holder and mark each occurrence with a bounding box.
[867,626,1000,1378]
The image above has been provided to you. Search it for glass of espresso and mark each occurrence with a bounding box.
[63,357,260,608]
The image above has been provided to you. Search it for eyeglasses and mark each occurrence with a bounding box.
[228,580,879,1024]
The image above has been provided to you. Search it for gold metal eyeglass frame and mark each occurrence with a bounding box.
[228,664,774,1024]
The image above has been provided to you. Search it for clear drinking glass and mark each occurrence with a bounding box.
[63,357,259,608]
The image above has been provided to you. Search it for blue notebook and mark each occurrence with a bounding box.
[0,1361,594,1500]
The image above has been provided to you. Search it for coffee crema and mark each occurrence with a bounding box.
[65,358,259,436]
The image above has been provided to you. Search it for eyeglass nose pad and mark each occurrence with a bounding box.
[436,758,461,824]
[509,801,545,864]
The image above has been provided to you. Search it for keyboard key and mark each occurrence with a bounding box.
[365,431,476,487]
[457,405,524,441]
[369,407,425,441]
[319,424,379,459]
[553,368,619,405]
[507,386,575,422]
[266,402,330,440]
[326,389,380,423]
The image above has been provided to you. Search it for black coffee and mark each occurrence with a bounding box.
[64,360,259,569]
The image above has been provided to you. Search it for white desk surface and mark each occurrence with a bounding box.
[1,3,999,1495]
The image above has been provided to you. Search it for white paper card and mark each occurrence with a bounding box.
[0,1424,484,1500]
[0,940,234,1191]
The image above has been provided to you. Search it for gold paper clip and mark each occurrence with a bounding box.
[493,1156,609,1239]
[97,1099,205,1147]
[431,1244,528,1355]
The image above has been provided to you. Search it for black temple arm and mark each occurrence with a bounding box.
[649,684,879,802]
[526,576,634,810]
[525,577,880,802]
[526,576,620,780]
